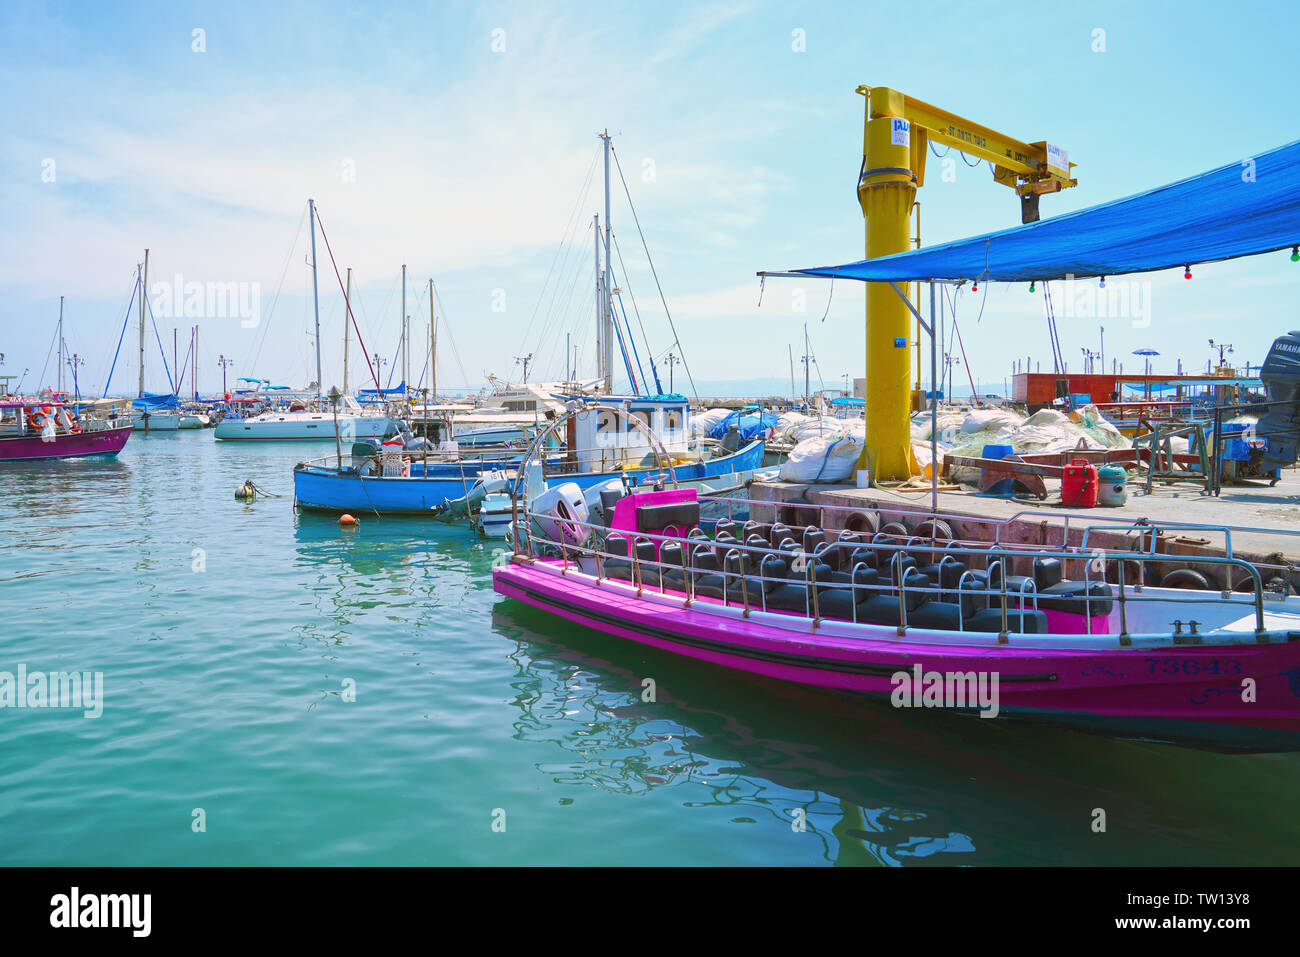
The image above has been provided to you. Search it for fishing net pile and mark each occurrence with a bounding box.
[776,405,1131,485]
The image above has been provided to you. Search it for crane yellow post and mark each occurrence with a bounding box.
[855,85,1077,480]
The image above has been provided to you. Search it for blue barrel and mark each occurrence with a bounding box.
[982,444,1015,495]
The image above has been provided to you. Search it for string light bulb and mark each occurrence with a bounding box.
[971,280,978,292]
[1184,265,1192,279]
[1029,281,1035,293]
[1099,276,1106,289]
[1291,245,1299,263]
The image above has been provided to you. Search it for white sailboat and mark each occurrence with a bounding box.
[214,199,402,441]
[130,249,182,431]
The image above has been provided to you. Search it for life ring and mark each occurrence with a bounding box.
[55,409,75,431]
[27,410,49,430]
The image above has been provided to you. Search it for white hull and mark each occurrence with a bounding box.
[215,412,399,441]
[178,414,209,429]
[131,412,182,431]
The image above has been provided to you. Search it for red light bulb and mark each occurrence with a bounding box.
[1184,265,1192,279]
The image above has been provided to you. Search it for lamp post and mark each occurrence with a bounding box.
[665,352,678,393]
[66,353,85,401]
[217,355,233,397]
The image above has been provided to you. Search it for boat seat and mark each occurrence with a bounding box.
[802,528,826,556]
[1034,557,1064,590]
[963,608,1050,634]
[637,500,700,534]
[987,561,1034,596]
[1037,581,1115,616]
[602,534,633,579]
[694,550,745,600]
[660,542,688,591]
[743,521,770,543]
[884,554,919,584]
[713,519,738,540]
[633,538,661,588]
[917,558,968,593]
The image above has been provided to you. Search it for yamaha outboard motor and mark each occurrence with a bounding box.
[1257,330,1300,469]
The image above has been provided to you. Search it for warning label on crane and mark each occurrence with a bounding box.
[891,118,911,148]
[1045,143,1069,177]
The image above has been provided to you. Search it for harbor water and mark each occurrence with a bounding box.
[2,431,1298,865]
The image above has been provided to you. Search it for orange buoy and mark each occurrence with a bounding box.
[338,513,358,527]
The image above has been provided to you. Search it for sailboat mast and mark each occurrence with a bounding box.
[428,279,436,400]
[593,213,602,386]
[308,198,322,397]
[804,323,810,408]
[193,325,198,400]
[401,263,408,396]
[343,267,351,395]
[139,250,149,398]
[57,296,64,393]
[601,130,613,394]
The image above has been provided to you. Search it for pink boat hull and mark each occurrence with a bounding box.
[0,425,133,461]
[494,558,1300,751]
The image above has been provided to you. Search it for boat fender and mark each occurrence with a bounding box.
[234,480,256,500]
[339,513,359,527]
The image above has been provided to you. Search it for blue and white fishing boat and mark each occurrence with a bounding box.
[293,393,765,514]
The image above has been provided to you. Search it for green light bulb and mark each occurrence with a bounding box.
[1029,282,1035,293]
[1291,246,1299,263]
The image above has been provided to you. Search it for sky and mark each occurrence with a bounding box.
[2,0,1298,399]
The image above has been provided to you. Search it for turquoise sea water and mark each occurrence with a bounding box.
[2,430,1299,866]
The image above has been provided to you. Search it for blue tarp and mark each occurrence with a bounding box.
[132,392,179,410]
[830,396,865,407]
[788,139,1300,283]
[359,381,406,398]
[708,410,777,441]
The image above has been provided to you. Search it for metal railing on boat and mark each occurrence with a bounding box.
[513,507,1277,645]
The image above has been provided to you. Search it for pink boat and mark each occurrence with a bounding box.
[494,483,1300,752]
[0,400,132,461]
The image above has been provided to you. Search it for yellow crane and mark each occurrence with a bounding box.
[855,85,1077,480]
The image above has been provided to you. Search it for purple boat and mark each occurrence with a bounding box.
[0,400,133,461]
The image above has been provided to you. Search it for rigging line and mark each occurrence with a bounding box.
[522,147,600,353]
[610,228,662,392]
[949,286,979,401]
[529,214,593,359]
[37,312,59,393]
[311,206,383,394]
[104,270,139,397]
[609,143,699,403]
[820,273,835,322]
[144,294,176,394]
[431,284,471,390]
[538,255,589,380]
[243,202,307,375]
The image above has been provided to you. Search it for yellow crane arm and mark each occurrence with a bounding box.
[857,85,1076,222]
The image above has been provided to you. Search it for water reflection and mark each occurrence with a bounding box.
[492,602,1300,865]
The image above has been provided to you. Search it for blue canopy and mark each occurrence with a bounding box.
[358,381,406,398]
[787,139,1300,283]
[707,409,778,441]
[132,392,179,410]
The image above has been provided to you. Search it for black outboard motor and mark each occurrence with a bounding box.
[1257,330,1300,469]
